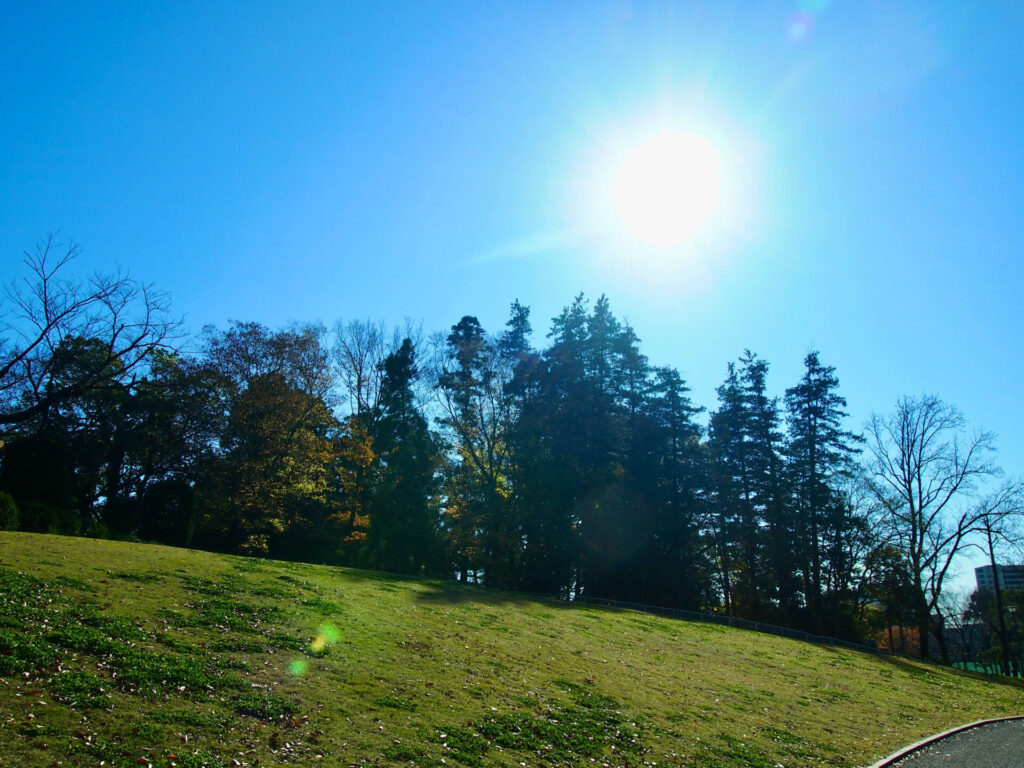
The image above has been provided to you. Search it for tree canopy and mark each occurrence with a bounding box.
[2,250,1018,656]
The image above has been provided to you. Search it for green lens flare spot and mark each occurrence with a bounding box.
[319,623,340,643]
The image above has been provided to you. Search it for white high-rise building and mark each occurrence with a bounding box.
[975,565,1024,592]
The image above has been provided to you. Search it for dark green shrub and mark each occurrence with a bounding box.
[0,492,18,530]
[18,501,80,535]
[85,519,111,539]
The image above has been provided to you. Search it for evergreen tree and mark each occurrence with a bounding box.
[708,352,783,619]
[510,297,590,595]
[436,315,518,586]
[364,338,442,575]
[784,351,862,631]
[505,294,710,604]
[643,366,708,608]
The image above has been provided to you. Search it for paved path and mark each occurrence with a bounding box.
[889,719,1024,768]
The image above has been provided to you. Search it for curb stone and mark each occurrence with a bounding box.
[866,715,1024,767]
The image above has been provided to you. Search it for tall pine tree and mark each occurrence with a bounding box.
[784,351,862,631]
[364,338,442,575]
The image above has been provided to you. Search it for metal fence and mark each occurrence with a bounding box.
[570,594,887,655]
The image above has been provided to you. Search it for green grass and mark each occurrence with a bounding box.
[1,532,1022,767]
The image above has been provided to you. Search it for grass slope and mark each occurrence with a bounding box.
[1,533,1022,768]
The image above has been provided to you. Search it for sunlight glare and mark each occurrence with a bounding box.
[611,132,721,247]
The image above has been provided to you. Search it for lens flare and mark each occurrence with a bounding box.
[299,623,341,663]
[789,0,830,42]
[788,12,814,41]
[319,623,340,643]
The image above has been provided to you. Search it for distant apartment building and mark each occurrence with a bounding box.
[975,564,1024,592]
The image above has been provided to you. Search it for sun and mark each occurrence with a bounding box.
[611,132,721,247]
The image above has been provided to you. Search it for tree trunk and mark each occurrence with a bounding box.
[915,577,932,659]
[986,523,1012,676]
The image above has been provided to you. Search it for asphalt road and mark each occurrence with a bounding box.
[890,719,1024,768]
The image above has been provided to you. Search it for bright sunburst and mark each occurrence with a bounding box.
[611,132,721,247]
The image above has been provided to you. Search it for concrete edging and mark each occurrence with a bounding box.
[866,715,1024,767]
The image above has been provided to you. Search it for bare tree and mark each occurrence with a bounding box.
[331,319,390,417]
[937,588,977,669]
[971,481,1024,675]
[866,394,998,661]
[0,235,181,427]
[331,318,422,418]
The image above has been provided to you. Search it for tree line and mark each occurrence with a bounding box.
[1,238,1020,658]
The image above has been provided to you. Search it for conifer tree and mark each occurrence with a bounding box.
[784,351,862,630]
[708,352,783,619]
[644,366,707,608]
[436,315,518,586]
[364,338,442,575]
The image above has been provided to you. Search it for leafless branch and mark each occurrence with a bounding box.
[0,235,182,426]
[865,394,1000,658]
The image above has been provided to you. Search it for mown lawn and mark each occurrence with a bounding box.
[1,531,1022,768]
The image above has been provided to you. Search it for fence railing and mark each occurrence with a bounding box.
[569,594,887,655]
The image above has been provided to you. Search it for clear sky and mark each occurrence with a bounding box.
[3,2,1023,580]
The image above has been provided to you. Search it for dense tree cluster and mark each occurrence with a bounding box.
[1,247,1018,653]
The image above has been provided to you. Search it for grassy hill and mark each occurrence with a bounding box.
[1,533,1021,768]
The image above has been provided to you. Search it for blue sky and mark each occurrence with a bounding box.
[3,1,1023,578]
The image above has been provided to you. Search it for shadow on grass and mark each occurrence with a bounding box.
[329,567,420,584]
[411,580,1024,693]
[413,580,568,608]
[873,650,1024,691]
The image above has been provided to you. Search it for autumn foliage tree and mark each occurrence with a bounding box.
[195,322,337,557]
